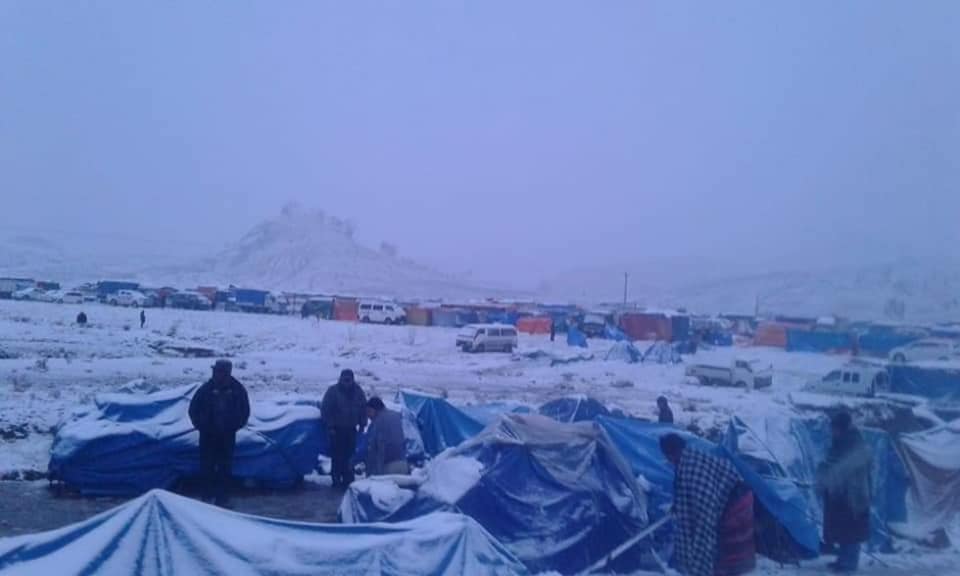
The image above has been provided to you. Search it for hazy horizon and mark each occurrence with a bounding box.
[2,2,959,289]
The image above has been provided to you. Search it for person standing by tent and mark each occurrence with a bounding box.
[657,396,674,424]
[660,433,756,576]
[817,411,873,573]
[188,359,250,506]
[140,309,146,329]
[322,369,367,488]
[364,396,409,476]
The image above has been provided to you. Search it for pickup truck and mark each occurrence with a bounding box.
[686,359,773,389]
[807,363,890,397]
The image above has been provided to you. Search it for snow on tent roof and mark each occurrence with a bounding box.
[723,416,908,552]
[49,385,323,495]
[0,490,527,576]
[343,414,652,575]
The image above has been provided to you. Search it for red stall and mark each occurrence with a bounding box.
[333,298,359,322]
[517,316,553,335]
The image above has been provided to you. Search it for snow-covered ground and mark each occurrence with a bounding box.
[1,299,957,573]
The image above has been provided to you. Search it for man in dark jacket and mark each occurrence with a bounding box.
[657,396,674,424]
[365,397,409,476]
[817,411,872,573]
[188,359,250,505]
[321,369,367,488]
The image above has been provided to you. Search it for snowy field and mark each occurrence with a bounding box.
[1,299,957,574]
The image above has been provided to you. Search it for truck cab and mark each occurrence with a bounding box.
[810,364,890,397]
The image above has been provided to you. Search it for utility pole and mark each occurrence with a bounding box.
[623,272,629,307]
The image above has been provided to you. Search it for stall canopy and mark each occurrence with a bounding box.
[895,422,960,530]
[342,414,653,575]
[723,416,908,551]
[49,385,322,496]
[0,490,527,576]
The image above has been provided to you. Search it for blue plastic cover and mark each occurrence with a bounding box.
[343,414,652,575]
[596,416,821,562]
[723,416,908,551]
[538,396,612,423]
[604,324,628,341]
[567,326,589,348]
[888,365,960,402]
[48,385,322,495]
[605,341,641,363]
[401,392,486,456]
[786,330,854,353]
[0,490,527,576]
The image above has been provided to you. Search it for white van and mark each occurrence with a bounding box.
[111,290,147,307]
[457,324,519,353]
[358,301,406,324]
[808,364,890,397]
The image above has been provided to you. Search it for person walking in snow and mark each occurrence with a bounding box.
[365,397,409,476]
[321,369,367,488]
[140,309,146,329]
[661,433,755,576]
[189,359,250,506]
[817,411,872,573]
[657,396,674,424]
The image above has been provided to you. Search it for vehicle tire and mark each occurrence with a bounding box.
[506,345,514,354]
[892,353,906,363]
[735,381,747,389]
[698,377,710,386]
[361,316,370,323]
[477,344,486,353]
[110,299,118,306]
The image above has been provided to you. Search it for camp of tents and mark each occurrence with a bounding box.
[11,385,958,575]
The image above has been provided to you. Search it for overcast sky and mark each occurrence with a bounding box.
[1,2,958,288]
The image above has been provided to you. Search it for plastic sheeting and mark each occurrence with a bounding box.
[538,396,612,423]
[0,490,527,576]
[895,423,960,529]
[596,416,821,562]
[566,326,588,348]
[605,341,641,363]
[48,385,322,496]
[888,364,960,402]
[401,392,485,457]
[723,416,908,551]
[786,330,854,353]
[342,414,650,575]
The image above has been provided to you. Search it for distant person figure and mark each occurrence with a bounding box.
[817,411,872,573]
[76,312,88,326]
[657,396,674,424]
[365,397,409,476]
[661,433,756,576]
[550,321,556,342]
[140,309,146,329]
[321,369,367,488]
[188,359,250,506]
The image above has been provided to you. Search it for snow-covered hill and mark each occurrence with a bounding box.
[541,259,960,323]
[146,204,508,299]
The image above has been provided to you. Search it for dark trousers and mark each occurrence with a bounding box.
[330,427,357,487]
[199,432,236,503]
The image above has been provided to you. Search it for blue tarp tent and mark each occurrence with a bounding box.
[723,416,908,551]
[342,414,653,575]
[0,490,527,576]
[538,395,613,423]
[786,330,855,353]
[567,326,588,348]
[401,392,486,457]
[48,385,322,496]
[605,341,641,363]
[888,364,960,403]
[604,324,628,341]
[596,416,821,563]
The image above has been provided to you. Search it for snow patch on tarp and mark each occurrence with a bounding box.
[0,489,528,576]
[49,384,322,495]
[343,414,651,575]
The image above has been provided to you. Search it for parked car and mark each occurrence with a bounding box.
[889,339,960,363]
[359,301,406,324]
[808,363,890,397]
[58,291,85,304]
[109,289,148,307]
[12,287,45,301]
[580,313,608,338]
[168,292,211,310]
[457,324,519,353]
[685,359,773,389]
